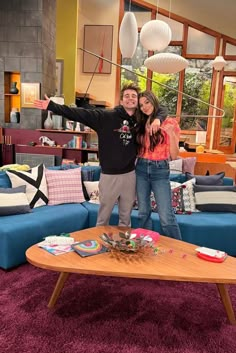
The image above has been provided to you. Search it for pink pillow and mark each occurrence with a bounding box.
[182,157,197,174]
[45,168,85,205]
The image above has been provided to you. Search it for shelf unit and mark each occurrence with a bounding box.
[36,129,98,163]
[4,72,21,123]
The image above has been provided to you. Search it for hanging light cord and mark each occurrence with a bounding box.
[169,0,172,19]
[83,58,100,100]
[79,47,225,118]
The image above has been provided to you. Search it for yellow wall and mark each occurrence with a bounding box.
[56,0,78,104]
[76,0,120,106]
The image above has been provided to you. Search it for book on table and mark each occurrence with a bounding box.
[72,240,109,257]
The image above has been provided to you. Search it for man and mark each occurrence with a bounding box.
[34,83,168,227]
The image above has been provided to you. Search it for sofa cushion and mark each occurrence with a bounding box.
[0,185,31,216]
[6,164,48,208]
[45,167,85,205]
[194,184,236,212]
[186,171,225,185]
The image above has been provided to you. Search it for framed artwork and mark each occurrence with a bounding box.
[21,83,40,108]
[83,25,113,74]
[56,59,64,95]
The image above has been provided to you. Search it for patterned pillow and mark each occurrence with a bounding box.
[194,184,236,212]
[171,179,197,214]
[0,185,31,215]
[6,164,48,208]
[45,167,85,205]
[83,181,99,203]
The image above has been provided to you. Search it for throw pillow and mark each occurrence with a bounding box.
[171,179,197,214]
[0,185,31,215]
[83,181,100,203]
[169,159,183,174]
[81,168,95,200]
[6,164,48,208]
[194,184,236,212]
[182,157,197,174]
[186,171,225,185]
[45,167,85,205]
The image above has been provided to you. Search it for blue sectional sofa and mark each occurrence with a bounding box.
[1,165,236,270]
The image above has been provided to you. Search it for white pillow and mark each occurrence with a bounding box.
[169,159,183,174]
[83,181,99,203]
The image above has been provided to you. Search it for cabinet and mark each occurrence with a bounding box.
[4,72,21,123]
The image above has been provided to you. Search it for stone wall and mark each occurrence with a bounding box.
[0,0,56,129]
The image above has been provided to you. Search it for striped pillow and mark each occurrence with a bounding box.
[45,167,85,205]
[194,184,236,212]
[0,185,31,215]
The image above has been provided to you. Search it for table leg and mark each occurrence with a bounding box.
[48,272,70,309]
[216,283,236,325]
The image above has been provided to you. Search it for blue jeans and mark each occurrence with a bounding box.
[135,158,182,240]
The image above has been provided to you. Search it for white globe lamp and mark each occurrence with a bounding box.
[119,12,138,58]
[144,53,189,74]
[140,20,172,51]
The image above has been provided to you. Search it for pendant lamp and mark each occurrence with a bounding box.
[144,53,188,74]
[211,56,226,71]
[140,20,172,51]
[119,12,138,58]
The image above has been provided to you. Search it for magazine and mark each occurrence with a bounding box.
[72,240,109,257]
[38,243,74,256]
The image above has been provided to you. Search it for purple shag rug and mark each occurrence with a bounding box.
[1,263,236,353]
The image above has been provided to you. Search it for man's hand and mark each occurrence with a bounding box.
[34,94,50,110]
[149,118,161,136]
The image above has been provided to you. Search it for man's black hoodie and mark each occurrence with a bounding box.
[47,101,168,174]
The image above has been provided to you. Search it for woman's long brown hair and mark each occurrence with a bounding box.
[136,91,164,153]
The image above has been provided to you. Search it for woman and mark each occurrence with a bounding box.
[135,90,182,240]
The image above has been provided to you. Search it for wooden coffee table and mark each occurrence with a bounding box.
[26,226,236,325]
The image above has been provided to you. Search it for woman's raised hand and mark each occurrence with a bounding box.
[34,94,50,110]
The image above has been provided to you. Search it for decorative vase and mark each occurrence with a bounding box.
[44,111,53,129]
[10,108,20,123]
[10,82,19,94]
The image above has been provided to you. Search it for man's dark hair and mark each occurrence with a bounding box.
[120,83,140,100]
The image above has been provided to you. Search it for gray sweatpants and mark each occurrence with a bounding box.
[96,170,136,227]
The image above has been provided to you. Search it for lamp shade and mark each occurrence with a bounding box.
[211,56,226,71]
[140,20,172,51]
[119,12,138,58]
[144,53,188,74]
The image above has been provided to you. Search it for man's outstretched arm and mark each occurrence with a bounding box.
[34,94,50,110]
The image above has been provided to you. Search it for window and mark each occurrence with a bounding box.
[181,59,212,130]
[187,27,215,55]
